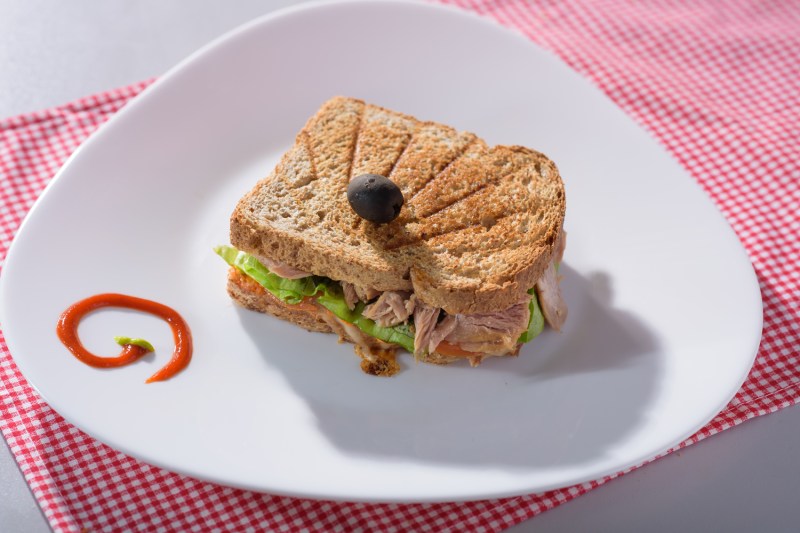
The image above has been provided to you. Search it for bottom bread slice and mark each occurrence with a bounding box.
[227,267,332,334]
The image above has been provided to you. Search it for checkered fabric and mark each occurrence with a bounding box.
[1,1,798,531]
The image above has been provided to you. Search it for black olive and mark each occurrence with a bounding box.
[347,174,404,224]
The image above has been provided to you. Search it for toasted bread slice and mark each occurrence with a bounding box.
[231,97,565,315]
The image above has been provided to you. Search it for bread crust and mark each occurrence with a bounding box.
[231,96,565,314]
[226,268,332,333]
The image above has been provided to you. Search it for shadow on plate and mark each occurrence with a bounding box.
[236,264,661,470]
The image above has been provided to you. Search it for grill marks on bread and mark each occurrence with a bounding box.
[388,124,476,201]
[384,145,553,250]
[307,97,363,186]
[231,96,566,314]
[410,139,489,217]
[404,134,479,201]
[352,106,416,180]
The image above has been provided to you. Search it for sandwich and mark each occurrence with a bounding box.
[215,96,567,376]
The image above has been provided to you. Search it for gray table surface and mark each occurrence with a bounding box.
[1,1,798,532]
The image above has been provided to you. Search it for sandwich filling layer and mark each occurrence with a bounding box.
[216,243,566,375]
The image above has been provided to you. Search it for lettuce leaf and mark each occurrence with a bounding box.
[215,245,415,352]
[316,284,416,352]
[355,319,415,353]
[314,282,356,321]
[214,245,326,304]
[113,336,154,352]
[517,288,545,343]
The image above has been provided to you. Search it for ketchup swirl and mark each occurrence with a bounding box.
[57,293,192,383]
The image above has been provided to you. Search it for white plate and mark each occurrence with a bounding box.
[0,0,762,502]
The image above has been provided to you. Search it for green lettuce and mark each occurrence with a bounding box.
[355,319,415,354]
[114,336,155,352]
[214,245,326,304]
[517,288,545,343]
[215,245,415,352]
[316,284,415,352]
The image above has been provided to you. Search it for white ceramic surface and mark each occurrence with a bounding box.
[0,0,762,502]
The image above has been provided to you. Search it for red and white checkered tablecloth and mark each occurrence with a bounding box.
[1,1,798,531]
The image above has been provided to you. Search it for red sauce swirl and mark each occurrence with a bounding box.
[57,293,192,383]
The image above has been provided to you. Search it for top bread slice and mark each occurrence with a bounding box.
[231,96,565,315]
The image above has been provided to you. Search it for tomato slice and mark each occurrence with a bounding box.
[267,292,318,313]
[232,269,319,313]
[434,341,478,358]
